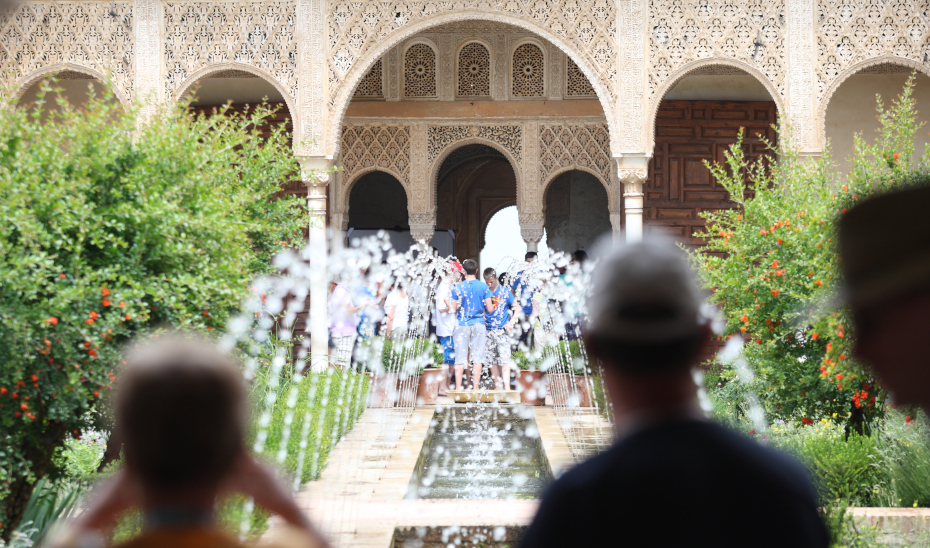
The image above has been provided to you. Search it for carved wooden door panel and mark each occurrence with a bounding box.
[645,100,777,248]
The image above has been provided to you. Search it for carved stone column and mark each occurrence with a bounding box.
[618,167,648,243]
[133,0,161,123]
[519,211,545,253]
[609,209,623,241]
[296,0,326,157]
[409,211,436,243]
[786,0,820,154]
[299,157,331,372]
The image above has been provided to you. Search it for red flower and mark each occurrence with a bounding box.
[47,317,58,325]
[748,429,756,435]
[85,319,94,325]
[811,333,819,340]
[835,374,844,380]
[771,260,779,268]
[125,314,131,320]
[740,314,748,322]
[59,273,66,278]
[102,299,111,307]
[102,288,110,296]
[740,326,747,332]
[801,418,813,425]
[771,289,780,297]
[93,391,99,397]
[0,387,7,395]
[760,229,769,235]
[894,153,899,160]
[119,302,125,308]
[906,416,912,423]
[20,403,27,410]
[777,239,783,244]
[756,339,762,344]
[815,279,823,287]
[89,311,98,319]
[30,374,37,382]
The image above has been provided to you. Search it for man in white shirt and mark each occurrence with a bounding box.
[434,261,463,395]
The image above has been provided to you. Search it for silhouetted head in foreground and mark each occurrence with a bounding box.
[839,183,930,413]
[522,238,829,548]
[584,240,709,407]
[118,335,246,495]
[55,334,328,548]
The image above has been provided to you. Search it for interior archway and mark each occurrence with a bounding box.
[647,64,778,248]
[543,170,610,254]
[824,63,930,174]
[347,171,419,252]
[17,70,121,115]
[435,144,517,266]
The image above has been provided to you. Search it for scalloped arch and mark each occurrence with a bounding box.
[540,165,612,212]
[817,55,930,150]
[431,138,522,211]
[328,10,619,159]
[646,58,784,152]
[341,166,409,215]
[15,64,130,106]
[173,63,297,122]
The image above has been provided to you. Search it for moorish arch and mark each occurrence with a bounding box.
[819,57,930,172]
[327,10,621,160]
[174,63,298,126]
[435,143,518,261]
[543,169,612,253]
[644,60,780,247]
[16,65,130,108]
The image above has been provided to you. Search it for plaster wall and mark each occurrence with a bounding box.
[663,75,773,102]
[544,170,610,253]
[18,78,116,112]
[344,99,603,119]
[186,77,285,106]
[825,73,930,174]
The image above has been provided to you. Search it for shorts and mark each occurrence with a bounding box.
[439,335,455,365]
[332,334,356,368]
[453,323,487,365]
[486,328,513,365]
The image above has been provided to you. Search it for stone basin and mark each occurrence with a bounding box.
[446,390,521,404]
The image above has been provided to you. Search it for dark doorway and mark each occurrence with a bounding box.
[348,171,409,230]
[544,170,611,253]
[436,145,517,264]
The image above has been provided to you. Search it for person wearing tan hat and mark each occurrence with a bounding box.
[839,184,930,414]
[522,239,828,548]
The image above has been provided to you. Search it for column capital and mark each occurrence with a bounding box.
[409,211,436,243]
[518,211,545,252]
[297,156,333,185]
[617,168,648,194]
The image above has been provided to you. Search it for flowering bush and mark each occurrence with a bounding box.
[693,76,926,432]
[0,80,305,538]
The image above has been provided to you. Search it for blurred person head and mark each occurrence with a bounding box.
[571,250,588,264]
[525,252,537,262]
[483,267,498,291]
[462,259,479,277]
[584,240,709,421]
[839,184,930,412]
[117,334,246,497]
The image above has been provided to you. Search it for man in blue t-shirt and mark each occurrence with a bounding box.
[483,267,517,390]
[451,259,494,391]
[510,252,538,351]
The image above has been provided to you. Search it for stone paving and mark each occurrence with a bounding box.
[267,404,580,548]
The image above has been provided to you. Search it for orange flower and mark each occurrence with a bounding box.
[777,239,783,244]
[59,273,66,278]
[771,289,780,297]
[85,319,94,325]
[835,374,844,380]
[740,314,748,322]
[102,299,111,307]
[125,314,131,320]
[740,326,747,332]
[812,333,819,340]
[894,153,899,160]
[759,229,769,235]
[771,260,779,268]
[815,279,823,286]
[89,311,98,319]
[756,339,762,344]
[47,317,58,325]
[119,302,125,308]
[102,288,110,296]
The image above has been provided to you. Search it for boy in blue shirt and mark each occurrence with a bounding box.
[451,259,494,391]
[483,267,517,390]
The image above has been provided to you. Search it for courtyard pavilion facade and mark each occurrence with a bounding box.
[5,0,930,253]
[6,0,930,359]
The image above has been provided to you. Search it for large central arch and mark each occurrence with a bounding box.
[327,10,620,159]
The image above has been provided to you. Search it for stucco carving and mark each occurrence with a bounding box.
[2,1,134,100]
[163,1,297,101]
[405,42,438,98]
[341,124,411,194]
[566,56,596,96]
[457,41,491,96]
[648,0,787,101]
[512,43,545,97]
[538,123,612,194]
[427,125,523,167]
[816,0,930,104]
[354,58,382,98]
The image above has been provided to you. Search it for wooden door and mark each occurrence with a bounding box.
[646,100,776,248]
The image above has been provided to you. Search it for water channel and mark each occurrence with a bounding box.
[409,405,550,500]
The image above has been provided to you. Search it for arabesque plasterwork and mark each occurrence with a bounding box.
[5,0,930,171]
[2,1,134,101]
